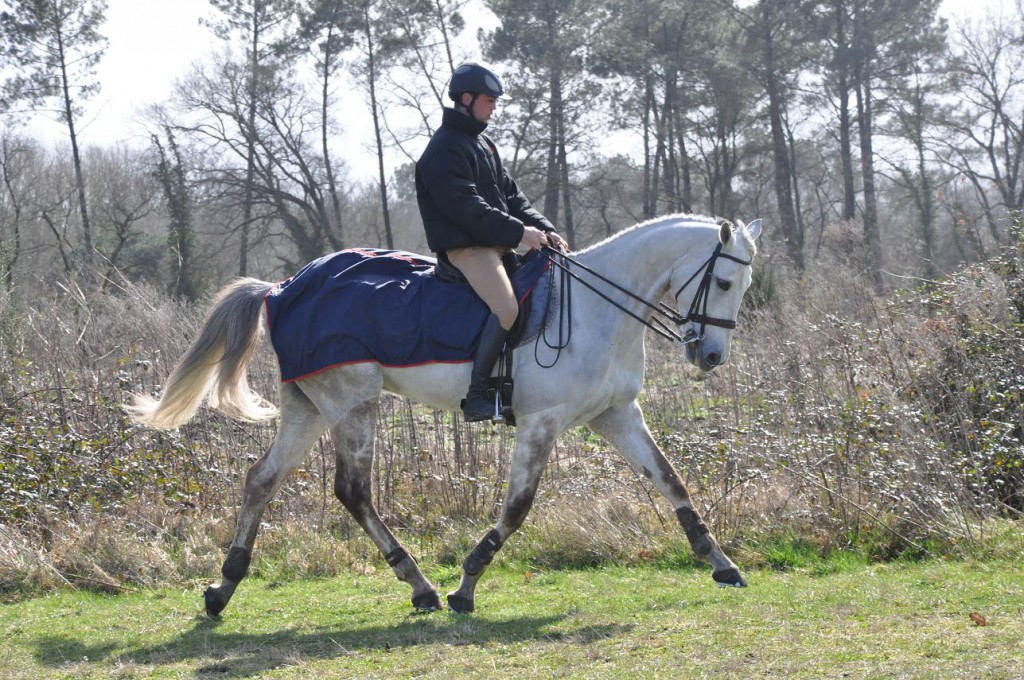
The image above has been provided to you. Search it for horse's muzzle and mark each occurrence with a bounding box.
[684,341,723,372]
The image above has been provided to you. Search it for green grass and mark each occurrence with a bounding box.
[1,559,1022,678]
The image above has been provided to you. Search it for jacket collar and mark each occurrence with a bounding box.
[442,107,488,137]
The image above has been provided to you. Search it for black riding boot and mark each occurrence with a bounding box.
[462,314,509,422]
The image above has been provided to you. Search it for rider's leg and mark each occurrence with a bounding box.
[446,247,518,421]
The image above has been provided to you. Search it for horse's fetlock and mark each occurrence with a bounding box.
[385,546,421,581]
[676,506,712,555]
[385,546,409,567]
[691,534,714,557]
[222,546,251,582]
[463,529,503,577]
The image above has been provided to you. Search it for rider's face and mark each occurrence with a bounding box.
[463,93,498,123]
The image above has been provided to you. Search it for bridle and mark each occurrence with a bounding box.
[535,241,752,366]
[671,240,754,342]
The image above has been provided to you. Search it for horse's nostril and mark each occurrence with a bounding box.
[705,352,721,367]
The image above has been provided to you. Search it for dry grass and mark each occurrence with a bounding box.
[2,221,1024,594]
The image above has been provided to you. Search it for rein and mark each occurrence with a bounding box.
[535,242,752,365]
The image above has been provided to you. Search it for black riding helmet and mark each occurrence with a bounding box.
[448,61,505,100]
[448,62,505,121]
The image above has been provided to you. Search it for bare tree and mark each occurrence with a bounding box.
[0,132,37,290]
[205,0,297,275]
[168,53,353,271]
[941,8,1024,244]
[484,0,612,248]
[87,144,161,290]
[0,0,108,269]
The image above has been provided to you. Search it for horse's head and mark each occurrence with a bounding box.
[673,218,762,372]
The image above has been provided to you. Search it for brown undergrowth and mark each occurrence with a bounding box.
[2,215,1023,595]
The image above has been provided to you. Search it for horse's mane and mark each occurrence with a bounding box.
[576,213,753,256]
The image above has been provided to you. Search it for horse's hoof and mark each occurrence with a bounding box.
[712,568,747,588]
[204,585,228,617]
[412,591,443,612]
[446,593,475,614]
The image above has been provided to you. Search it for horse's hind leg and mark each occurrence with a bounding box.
[204,382,326,616]
[329,397,441,611]
[589,400,746,587]
[447,414,560,613]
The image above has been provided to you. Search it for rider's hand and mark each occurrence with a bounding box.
[546,231,568,252]
[520,226,549,251]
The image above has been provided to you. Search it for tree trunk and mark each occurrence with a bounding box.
[917,141,937,279]
[835,4,856,221]
[543,61,562,224]
[557,116,575,248]
[786,118,804,243]
[57,26,92,265]
[642,77,655,218]
[763,16,802,269]
[364,2,393,249]
[320,23,344,250]
[239,8,260,277]
[662,70,680,213]
[856,69,884,288]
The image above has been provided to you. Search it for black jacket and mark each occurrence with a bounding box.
[416,107,554,253]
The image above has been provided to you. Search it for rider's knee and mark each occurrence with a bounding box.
[492,301,518,331]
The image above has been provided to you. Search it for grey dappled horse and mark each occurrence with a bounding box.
[130,214,762,616]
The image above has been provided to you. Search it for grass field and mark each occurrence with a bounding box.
[1,558,1021,679]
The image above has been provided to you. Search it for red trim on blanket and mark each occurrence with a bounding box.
[280,358,472,383]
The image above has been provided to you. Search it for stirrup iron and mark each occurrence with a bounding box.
[490,387,505,423]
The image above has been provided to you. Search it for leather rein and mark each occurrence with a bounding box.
[535,242,752,365]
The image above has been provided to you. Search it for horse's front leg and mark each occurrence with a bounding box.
[590,400,746,588]
[331,399,441,611]
[447,415,560,613]
[205,384,326,616]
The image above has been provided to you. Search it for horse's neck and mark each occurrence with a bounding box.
[576,219,717,305]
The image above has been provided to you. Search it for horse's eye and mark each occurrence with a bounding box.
[716,278,732,291]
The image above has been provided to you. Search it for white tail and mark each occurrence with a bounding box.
[127,278,279,430]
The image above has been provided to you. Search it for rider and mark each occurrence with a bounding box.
[416,61,567,422]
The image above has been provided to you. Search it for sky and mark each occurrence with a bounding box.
[60,0,218,147]
[22,0,1019,180]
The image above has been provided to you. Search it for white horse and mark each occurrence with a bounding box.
[129,213,762,616]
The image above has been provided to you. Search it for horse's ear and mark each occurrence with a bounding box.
[744,218,762,242]
[718,219,732,244]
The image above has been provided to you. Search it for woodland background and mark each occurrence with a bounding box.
[0,0,1023,593]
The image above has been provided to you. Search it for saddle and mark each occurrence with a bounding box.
[264,249,554,419]
[433,250,535,347]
